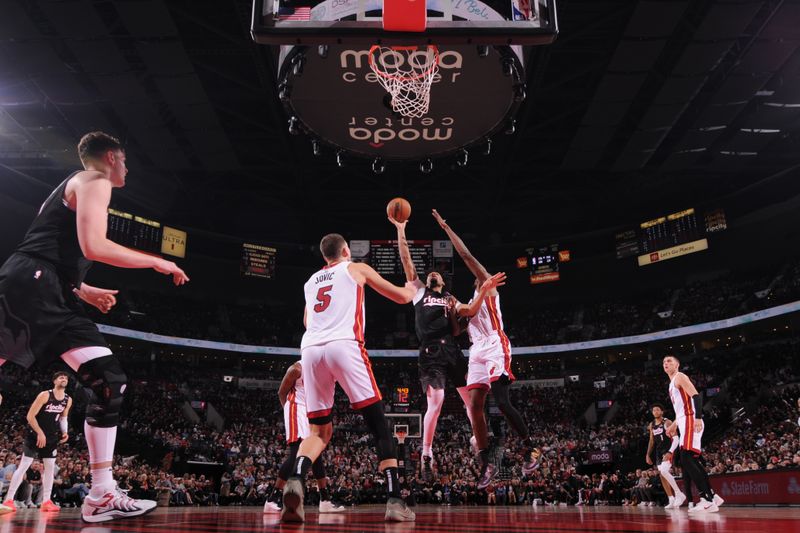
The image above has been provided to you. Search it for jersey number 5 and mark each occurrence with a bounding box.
[314,285,333,312]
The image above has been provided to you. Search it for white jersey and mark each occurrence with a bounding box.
[293,363,306,407]
[301,261,365,350]
[284,364,308,443]
[467,291,506,342]
[668,373,695,420]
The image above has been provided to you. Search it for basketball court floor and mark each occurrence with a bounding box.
[2,505,799,533]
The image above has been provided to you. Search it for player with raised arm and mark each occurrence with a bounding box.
[388,216,506,489]
[663,355,724,513]
[431,209,539,479]
[645,403,685,509]
[264,361,344,514]
[281,233,417,523]
[0,132,188,522]
[3,371,72,513]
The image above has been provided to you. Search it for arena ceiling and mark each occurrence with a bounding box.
[1,0,799,246]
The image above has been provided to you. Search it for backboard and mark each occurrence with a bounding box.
[251,0,558,45]
[386,413,422,438]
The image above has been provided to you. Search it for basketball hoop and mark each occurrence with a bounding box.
[369,45,439,118]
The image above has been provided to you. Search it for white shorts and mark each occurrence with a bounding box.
[302,339,382,420]
[676,416,703,454]
[283,393,309,443]
[466,334,514,390]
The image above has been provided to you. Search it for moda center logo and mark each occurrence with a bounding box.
[338,48,465,84]
[340,49,462,147]
[348,116,454,147]
[280,44,521,160]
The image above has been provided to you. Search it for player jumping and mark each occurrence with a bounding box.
[390,215,506,489]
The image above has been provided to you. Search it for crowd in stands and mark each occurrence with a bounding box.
[87,257,800,350]
[1,334,797,509]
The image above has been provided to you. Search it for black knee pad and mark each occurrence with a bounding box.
[359,401,396,461]
[312,455,326,480]
[279,441,301,481]
[490,376,512,410]
[76,355,127,428]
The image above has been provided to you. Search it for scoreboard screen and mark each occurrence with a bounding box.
[528,244,560,284]
[107,209,162,254]
[107,209,187,258]
[393,386,410,412]
[639,208,702,255]
[241,242,277,279]
[615,230,639,259]
[615,207,726,266]
[350,240,453,276]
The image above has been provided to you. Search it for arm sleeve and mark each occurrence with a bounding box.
[691,394,703,418]
[59,416,68,433]
[669,436,679,453]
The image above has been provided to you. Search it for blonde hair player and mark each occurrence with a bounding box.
[0,131,188,523]
[663,355,724,513]
[281,233,418,523]
[388,214,506,489]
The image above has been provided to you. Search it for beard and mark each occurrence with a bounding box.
[427,278,442,289]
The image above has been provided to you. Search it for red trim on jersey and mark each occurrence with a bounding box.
[680,417,702,454]
[678,386,694,418]
[358,343,382,402]
[486,297,515,381]
[287,390,299,443]
[351,286,381,402]
[353,285,365,343]
[467,383,490,391]
[351,395,381,410]
[308,407,333,419]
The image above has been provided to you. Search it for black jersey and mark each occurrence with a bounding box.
[36,390,70,437]
[15,172,92,287]
[413,287,455,345]
[652,419,671,455]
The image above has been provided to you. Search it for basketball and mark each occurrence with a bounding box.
[387,197,412,223]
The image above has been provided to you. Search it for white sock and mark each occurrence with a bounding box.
[85,423,117,496]
[6,456,34,502]
[41,458,55,503]
[422,444,432,458]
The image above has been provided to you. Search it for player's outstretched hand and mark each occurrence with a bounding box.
[154,258,190,286]
[431,209,449,230]
[387,216,408,231]
[480,272,507,293]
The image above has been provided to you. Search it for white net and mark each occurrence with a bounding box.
[369,46,439,118]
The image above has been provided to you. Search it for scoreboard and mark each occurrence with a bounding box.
[639,208,702,255]
[614,207,727,266]
[241,242,277,279]
[107,209,186,258]
[527,244,562,284]
[350,240,453,276]
[392,386,410,412]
